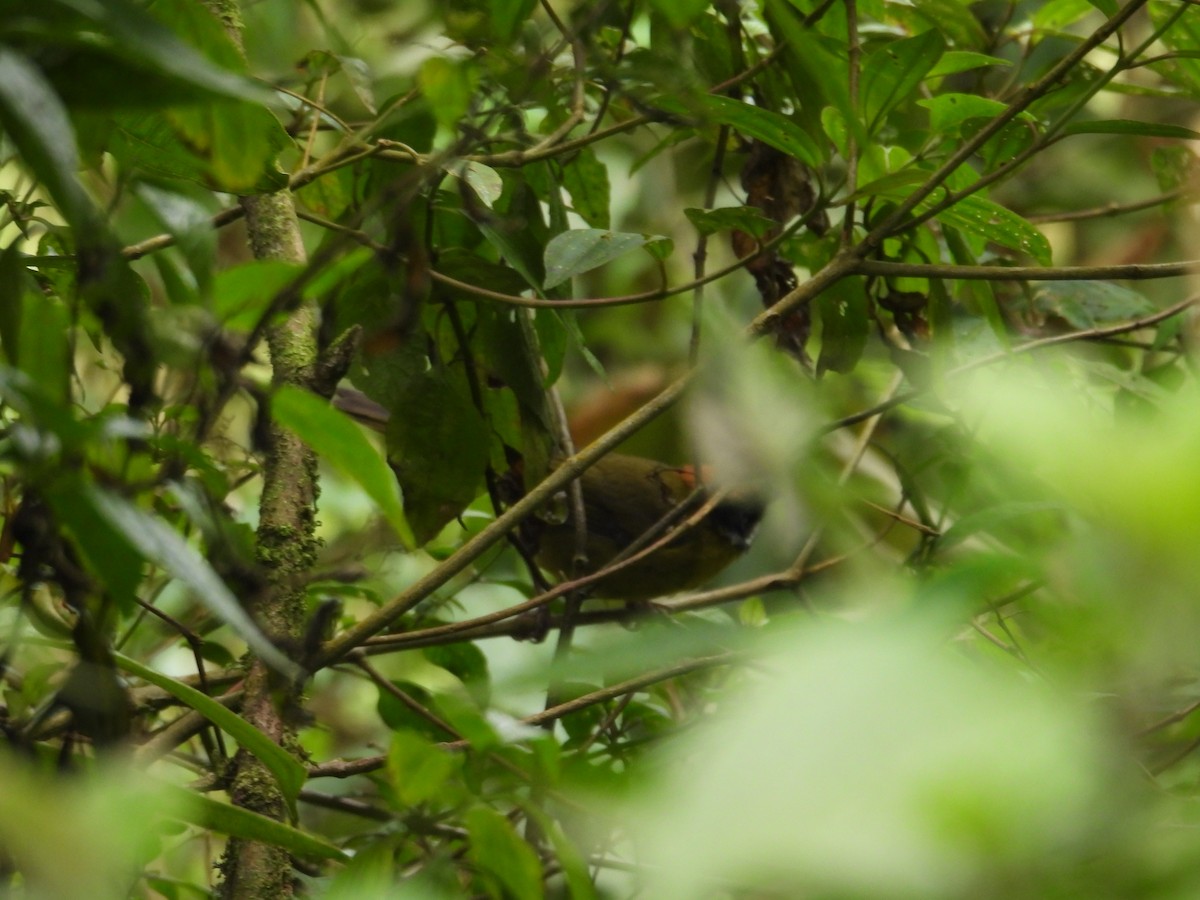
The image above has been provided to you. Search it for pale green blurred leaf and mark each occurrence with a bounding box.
[631,620,1105,897]
[543,229,649,289]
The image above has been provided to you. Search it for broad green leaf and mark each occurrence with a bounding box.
[1061,119,1200,140]
[649,0,710,28]
[543,229,649,290]
[211,259,304,330]
[918,93,1010,133]
[420,57,478,131]
[0,752,195,899]
[910,0,988,49]
[523,805,599,900]
[298,50,377,114]
[436,248,533,297]
[166,102,290,193]
[384,369,490,545]
[111,104,289,194]
[320,844,405,898]
[2,0,271,112]
[386,730,463,806]
[378,682,445,741]
[490,0,538,42]
[848,167,932,203]
[1147,2,1200,99]
[1030,281,1156,329]
[685,206,778,238]
[481,177,550,291]
[448,160,503,209]
[118,653,307,819]
[83,488,301,680]
[939,501,1069,550]
[272,385,416,549]
[465,806,545,899]
[45,0,272,104]
[19,289,72,406]
[862,30,946,133]
[935,195,1052,265]
[644,235,674,260]
[816,276,869,375]
[167,786,347,861]
[927,51,1012,79]
[48,479,146,613]
[134,183,216,297]
[696,94,822,167]
[634,621,1104,897]
[763,0,862,146]
[0,49,95,230]
[424,642,491,706]
[1033,0,1100,32]
[560,146,611,228]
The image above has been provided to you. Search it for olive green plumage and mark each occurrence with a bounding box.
[535,454,763,602]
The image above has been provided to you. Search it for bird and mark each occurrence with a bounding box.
[331,387,765,601]
[531,453,764,602]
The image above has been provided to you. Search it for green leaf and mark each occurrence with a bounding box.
[271,385,416,549]
[489,0,538,42]
[1061,119,1200,140]
[696,95,822,167]
[685,206,779,238]
[0,48,95,230]
[939,501,1068,550]
[465,805,545,899]
[298,51,377,114]
[110,103,289,194]
[447,160,503,209]
[377,681,442,739]
[862,30,945,134]
[631,621,1104,896]
[118,654,308,820]
[1032,0,1100,32]
[83,488,301,680]
[649,0,710,28]
[524,805,599,900]
[17,286,72,406]
[763,0,862,146]
[927,51,1012,79]
[166,103,290,193]
[419,57,478,131]
[384,369,490,545]
[211,260,304,330]
[910,0,988,49]
[543,229,650,290]
[480,178,549,292]
[560,146,611,229]
[918,93,1010,133]
[386,730,463,806]
[816,276,869,375]
[935,195,1052,265]
[1030,281,1156,329]
[1148,1,1200,99]
[166,786,347,861]
[45,0,273,104]
[424,642,491,706]
[48,479,146,613]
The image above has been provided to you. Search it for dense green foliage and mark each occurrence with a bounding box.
[3,0,1200,896]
